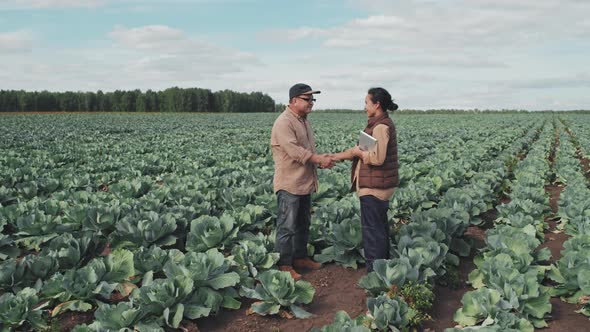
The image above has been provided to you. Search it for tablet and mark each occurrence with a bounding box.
[359,130,377,151]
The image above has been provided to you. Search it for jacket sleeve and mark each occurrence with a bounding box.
[361,124,389,166]
[272,119,313,165]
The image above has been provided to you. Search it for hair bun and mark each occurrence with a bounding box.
[390,101,398,111]
[367,87,397,112]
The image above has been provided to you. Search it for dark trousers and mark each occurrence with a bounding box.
[275,190,311,266]
[360,195,390,272]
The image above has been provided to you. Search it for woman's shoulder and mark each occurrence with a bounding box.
[374,123,390,132]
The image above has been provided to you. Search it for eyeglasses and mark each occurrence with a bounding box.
[298,96,316,103]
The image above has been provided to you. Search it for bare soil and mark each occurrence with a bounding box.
[545,184,563,214]
[541,182,590,331]
[422,258,475,331]
[546,298,588,332]
[540,219,571,264]
[54,310,95,331]
[539,184,568,263]
[422,225,486,331]
[581,157,590,181]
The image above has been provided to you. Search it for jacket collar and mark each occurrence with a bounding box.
[286,106,307,121]
[367,112,389,128]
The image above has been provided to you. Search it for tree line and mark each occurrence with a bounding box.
[0,87,277,113]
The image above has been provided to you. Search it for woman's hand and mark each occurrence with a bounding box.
[329,147,364,162]
[351,145,364,158]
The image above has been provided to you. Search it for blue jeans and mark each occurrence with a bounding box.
[360,195,390,272]
[275,190,311,266]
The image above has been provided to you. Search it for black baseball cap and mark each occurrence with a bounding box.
[289,83,321,100]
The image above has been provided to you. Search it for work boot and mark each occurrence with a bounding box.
[293,257,322,270]
[279,265,302,281]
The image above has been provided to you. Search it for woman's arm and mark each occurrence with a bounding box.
[331,126,390,163]
[362,125,390,166]
[331,147,357,161]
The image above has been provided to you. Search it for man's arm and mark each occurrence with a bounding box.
[272,119,314,164]
[273,119,333,167]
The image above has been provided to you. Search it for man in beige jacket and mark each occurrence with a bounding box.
[270,83,334,280]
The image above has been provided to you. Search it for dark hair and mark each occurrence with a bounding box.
[368,87,398,111]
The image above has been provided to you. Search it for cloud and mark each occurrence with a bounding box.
[0,24,261,93]
[109,25,260,79]
[2,1,589,110]
[0,30,33,53]
[248,0,590,109]
[508,73,590,89]
[257,26,325,43]
[273,0,590,53]
[365,55,508,69]
[110,25,185,50]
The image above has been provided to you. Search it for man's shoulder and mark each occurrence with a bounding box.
[271,112,294,138]
[273,111,293,127]
[275,109,289,119]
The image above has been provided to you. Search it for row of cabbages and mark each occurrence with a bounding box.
[548,126,590,318]
[234,118,538,327]
[313,123,545,331]
[2,208,328,331]
[309,122,535,270]
[449,122,554,332]
[0,165,322,330]
[0,206,307,331]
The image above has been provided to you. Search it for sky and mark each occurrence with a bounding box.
[1,0,589,110]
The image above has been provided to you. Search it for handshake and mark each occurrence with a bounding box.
[313,146,364,169]
[316,153,338,169]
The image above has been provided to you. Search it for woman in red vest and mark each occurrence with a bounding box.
[332,87,399,272]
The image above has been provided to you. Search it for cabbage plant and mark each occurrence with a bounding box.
[310,310,371,332]
[358,257,435,297]
[241,270,315,318]
[162,248,241,311]
[0,287,48,331]
[230,239,279,288]
[185,214,239,252]
[314,218,364,269]
[367,294,415,332]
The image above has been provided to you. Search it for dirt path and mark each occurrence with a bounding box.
[539,128,590,332]
[424,128,589,332]
[196,264,368,332]
[422,226,486,331]
[541,183,588,332]
[198,229,487,332]
[580,154,590,181]
[538,184,569,264]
